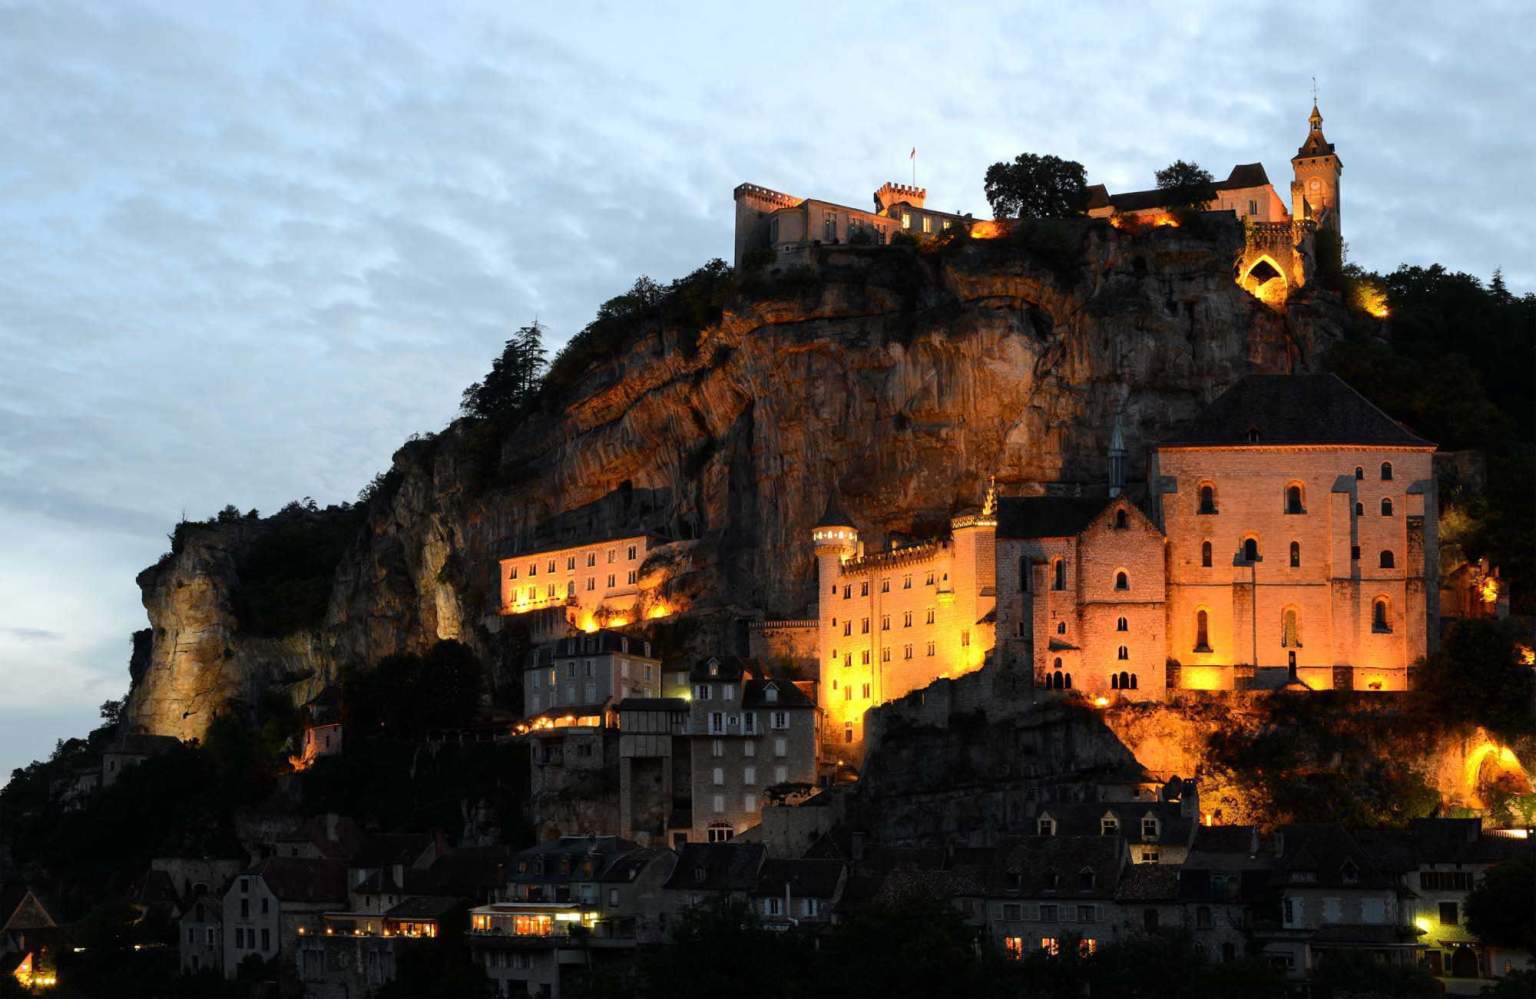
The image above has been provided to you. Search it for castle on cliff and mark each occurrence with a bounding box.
[733,102,1342,308]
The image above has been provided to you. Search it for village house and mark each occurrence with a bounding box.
[616,696,692,848]
[289,686,343,771]
[523,629,660,722]
[1175,825,1273,964]
[661,841,768,912]
[220,857,347,978]
[964,835,1127,959]
[750,858,847,927]
[100,732,180,787]
[686,657,819,843]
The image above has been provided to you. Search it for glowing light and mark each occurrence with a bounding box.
[606,616,629,629]
[646,604,671,620]
[1518,645,1535,667]
[969,220,1006,240]
[1110,210,1179,230]
[1351,280,1390,318]
[1093,696,1109,708]
[1414,916,1433,934]
[1480,577,1500,604]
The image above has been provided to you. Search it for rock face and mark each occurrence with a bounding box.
[127,218,1342,738]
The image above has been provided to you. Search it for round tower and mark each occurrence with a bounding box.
[812,493,859,587]
[1290,102,1342,234]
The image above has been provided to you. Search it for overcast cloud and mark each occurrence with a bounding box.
[1,0,1532,777]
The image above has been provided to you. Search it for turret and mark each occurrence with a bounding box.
[1290,102,1342,234]
[873,181,926,214]
[812,493,859,570]
[1108,413,1127,498]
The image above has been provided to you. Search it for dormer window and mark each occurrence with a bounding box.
[1141,816,1160,840]
[1247,427,1260,443]
[1079,868,1096,891]
[1341,860,1359,884]
[708,660,719,677]
[765,685,778,703]
[693,866,707,884]
[1101,815,1119,836]
[1038,815,1056,836]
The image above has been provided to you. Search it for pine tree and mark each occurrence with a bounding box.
[460,319,549,418]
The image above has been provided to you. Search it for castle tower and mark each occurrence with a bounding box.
[1290,102,1342,233]
[812,494,859,757]
[948,480,998,676]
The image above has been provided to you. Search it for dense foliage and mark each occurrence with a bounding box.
[1465,857,1536,954]
[569,894,1287,999]
[1154,160,1216,209]
[983,153,1088,220]
[228,499,367,637]
[459,319,549,420]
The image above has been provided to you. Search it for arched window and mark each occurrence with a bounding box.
[1117,646,1129,660]
[1019,557,1030,593]
[1063,673,1072,689]
[1355,501,1364,516]
[1246,426,1261,443]
[1129,673,1138,690]
[1201,541,1212,567]
[1282,608,1301,648]
[1056,621,1067,635]
[1114,509,1129,529]
[1372,598,1391,632]
[1354,466,1364,480]
[1111,674,1120,690]
[1053,559,1067,591]
[1115,571,1129,591]
[1285,485,1304,514]
[1195,610,1211,652]
[1242,538,1259,563]
[1053,657,1063,670]
[1116,616,1128,632]
[1380,550,1395,569]
[1198,485,1217,515]
[1380,498,1393,517]
[1290,541,1301,568]
[1380,462,1393,481]
[1052,671,1063,689]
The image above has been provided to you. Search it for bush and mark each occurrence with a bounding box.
[231,501,366,637]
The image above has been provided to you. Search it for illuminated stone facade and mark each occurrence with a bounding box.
[813,494,996,758]
[498,534,664,632]
[1153,376,1436,693]
[733,180,974,268]
[1085,102,1343,307]
[996,495,1168,700]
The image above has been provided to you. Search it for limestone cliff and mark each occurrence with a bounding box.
[127,218,1343,738]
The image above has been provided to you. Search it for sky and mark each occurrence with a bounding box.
[1,0,1533,778]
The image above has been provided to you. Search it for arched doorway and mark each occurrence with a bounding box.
[1241,255,1289,305]
[1449,945,1479,978]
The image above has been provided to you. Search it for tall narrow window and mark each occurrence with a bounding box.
[1285,485,1304,514]
[1355,501,1364,516]
[1199,485,1217,515]
[1116,617,1128,632]
[1380,462,1393,481]
[1282,609,1300,648]
[1289,542,1301,568]
[1019,558,1030,593]
[1117,646,1129,660]
[1380,550,1395,569]
[1354,466,1364,480]
[1372,599,1390,632]
[1114,510,1128,529]
[1053,560,1067,591]
[1201,541,1212,567]
[1243,538,1259,563]
[1114,571,1129,591]
[1380,498,1393,517]
[1195,610,1210,653]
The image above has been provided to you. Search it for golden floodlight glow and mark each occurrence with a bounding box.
[969,220,1005,240]
[1481,577,1500,604]
[1351,279,1390,318]
[646,604,670,620]
[1518,645,1535,667]
[1093,696,1109,708]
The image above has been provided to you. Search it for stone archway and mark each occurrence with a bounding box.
[1240,254,1289,306]
[1449,945,1479,978]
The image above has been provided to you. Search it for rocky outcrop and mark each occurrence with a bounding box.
[127,218,1344,738]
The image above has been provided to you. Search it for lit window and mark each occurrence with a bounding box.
[1040,937,1060,956]
[1004,936,1024,960]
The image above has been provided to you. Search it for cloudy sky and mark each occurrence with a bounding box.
[1,0,1532,777]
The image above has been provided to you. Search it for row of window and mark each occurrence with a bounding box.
[710,764,793,786]
[829,641,941,664]
[534,659,653,686]
[705,711,793,734]
[1192,598,1394,653]
[1197,471,1395,517]
[232,926,270,952]
[1003,936,1098,959]
[508,545,640,579]
[711,793,759,814]
[1200,537,1398,569]
[512,570,638,601]
[834,571,940,597]
[836,608,939,634]
[709,737,791,758]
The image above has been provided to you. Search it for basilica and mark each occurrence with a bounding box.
[814,375,1438,755]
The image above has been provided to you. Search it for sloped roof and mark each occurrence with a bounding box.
[384,896,466,921]
[986,836,1124,898]
[507,836,640,884]
[616,697,689,713]
[996,497,1107,539]
[690,655,751,683]
[419,846,516,898]
[743,678,814,710]
[1159,375,1432,448]
[753,859,846,900]
[663,843,767,893]
[249,858,348,903]
[815,493,855,529]
[1091,163,1276,214]
[1115,862,1181,901]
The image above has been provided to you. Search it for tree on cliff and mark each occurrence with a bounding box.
[983,153,1087,220]
[1155,160,1215,209]
[460,319,548,418]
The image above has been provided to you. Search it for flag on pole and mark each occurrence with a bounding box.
[910,147,916,159]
